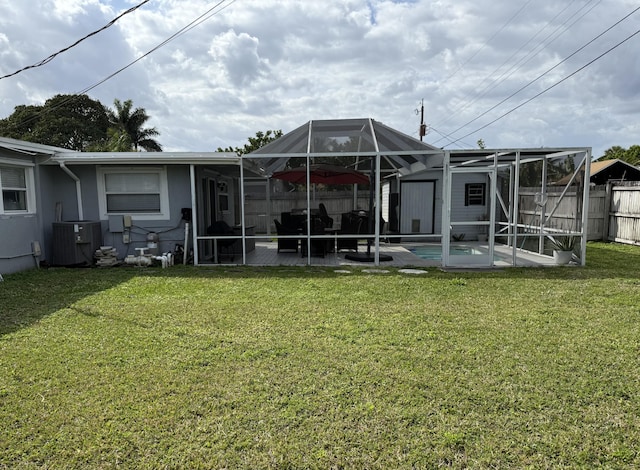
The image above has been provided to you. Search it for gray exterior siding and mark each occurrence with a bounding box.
[99,165,193,258]
[45,164,194,261]
[0,214,41,274]
[0,155,42,274]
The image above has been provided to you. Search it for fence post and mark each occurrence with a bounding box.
[603,181,612,241]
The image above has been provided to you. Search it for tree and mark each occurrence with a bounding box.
[0,94,110,151]
[107,99,162,152]
[217,130,282,156]
[600,146,626,161]
[87,127,133,152]
[625,145,640,165]
[598,145,640,166]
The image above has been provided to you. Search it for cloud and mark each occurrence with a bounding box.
[208,29,269,86]
[0,0,638,157]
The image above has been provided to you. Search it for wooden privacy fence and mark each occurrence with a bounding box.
[519,183,640,244]
[244,190,371,234]
[602,182,640,245]
[243,183,640,244]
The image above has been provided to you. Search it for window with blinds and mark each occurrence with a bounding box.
[97,166,169,219]
[1,166,28,212]
[465,183,486,206]
[105,172,161,212]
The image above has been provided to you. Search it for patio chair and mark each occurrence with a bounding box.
[274,219,299,253]
[337,212,364,252]
[206,220,236,262]
[318,203,334,228]
[301,217,326,258]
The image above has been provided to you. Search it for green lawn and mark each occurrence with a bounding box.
[1,242,639,468]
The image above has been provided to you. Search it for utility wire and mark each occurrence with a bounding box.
[445,26,640,147]
[435,0,598,134]
[441,5,640,146]
[4,0,237,133]
[399,0,532,136]
[0,0,150,80]
[440,0,534,86]
[75,0,237,97]
[428,126,472,149]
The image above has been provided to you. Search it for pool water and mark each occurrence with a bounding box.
[409,245,476,260]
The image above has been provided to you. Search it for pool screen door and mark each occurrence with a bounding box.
[443,166,496,267]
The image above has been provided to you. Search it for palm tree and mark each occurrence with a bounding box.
[107,99,162,152]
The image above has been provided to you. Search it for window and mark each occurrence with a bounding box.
[0,165,34,214]
[97,166,170,220]
[465,183,486,206]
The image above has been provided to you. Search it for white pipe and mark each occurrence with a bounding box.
[124,255,152,267]
[58,162,84,220]
[153,255,168,268]
[183,222,190,265]
[189,164,199,266]
[0,252,37,259]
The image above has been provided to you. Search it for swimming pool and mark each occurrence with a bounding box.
[409,245,479,260]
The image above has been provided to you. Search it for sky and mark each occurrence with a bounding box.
[0,0,638,158]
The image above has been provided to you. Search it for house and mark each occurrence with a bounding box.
[0,136,239,274]
[1,118,592,274]
[589,159,640,185]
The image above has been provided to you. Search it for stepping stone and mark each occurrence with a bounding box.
[334,269,352,274]
[362,269,390,274]
[399,269,428,275]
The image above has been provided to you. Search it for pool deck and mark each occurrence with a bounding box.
[199,241,561,268]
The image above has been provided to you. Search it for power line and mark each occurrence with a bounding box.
[439,0,534,87]
[428,126,472,149]
[399,1,533,136]
[3,0,237,133]
[434,0,599,134]
[75,0,237,97]
[0,0,151,81]
[441,5,640,146]
[445,26,640,147]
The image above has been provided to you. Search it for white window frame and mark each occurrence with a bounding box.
[0,160,36,215]
[97,166,170,220]
[465,182,486,206]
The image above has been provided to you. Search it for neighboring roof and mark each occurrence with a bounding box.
[589,158,640,184]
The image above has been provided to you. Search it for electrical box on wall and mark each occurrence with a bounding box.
[109,215,124,233]
[123,215,132,228]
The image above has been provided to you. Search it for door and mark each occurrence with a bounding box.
[400,181,435,234]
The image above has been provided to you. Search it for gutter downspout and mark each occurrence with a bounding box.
[58,161,84,220]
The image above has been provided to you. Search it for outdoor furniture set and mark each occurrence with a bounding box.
[274,208,375,257]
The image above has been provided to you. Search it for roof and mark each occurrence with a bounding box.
[244,118,592,177]
[251,118,440,156]
[49,151,239,166]
[0,136,72,156]
[246,118,442,176]
[589,158,640,184]
[0,137,239,166]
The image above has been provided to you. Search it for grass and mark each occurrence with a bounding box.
[1,242,639,468]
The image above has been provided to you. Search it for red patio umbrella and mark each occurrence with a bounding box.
[271,162,391,262]
[271,163,370,185]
